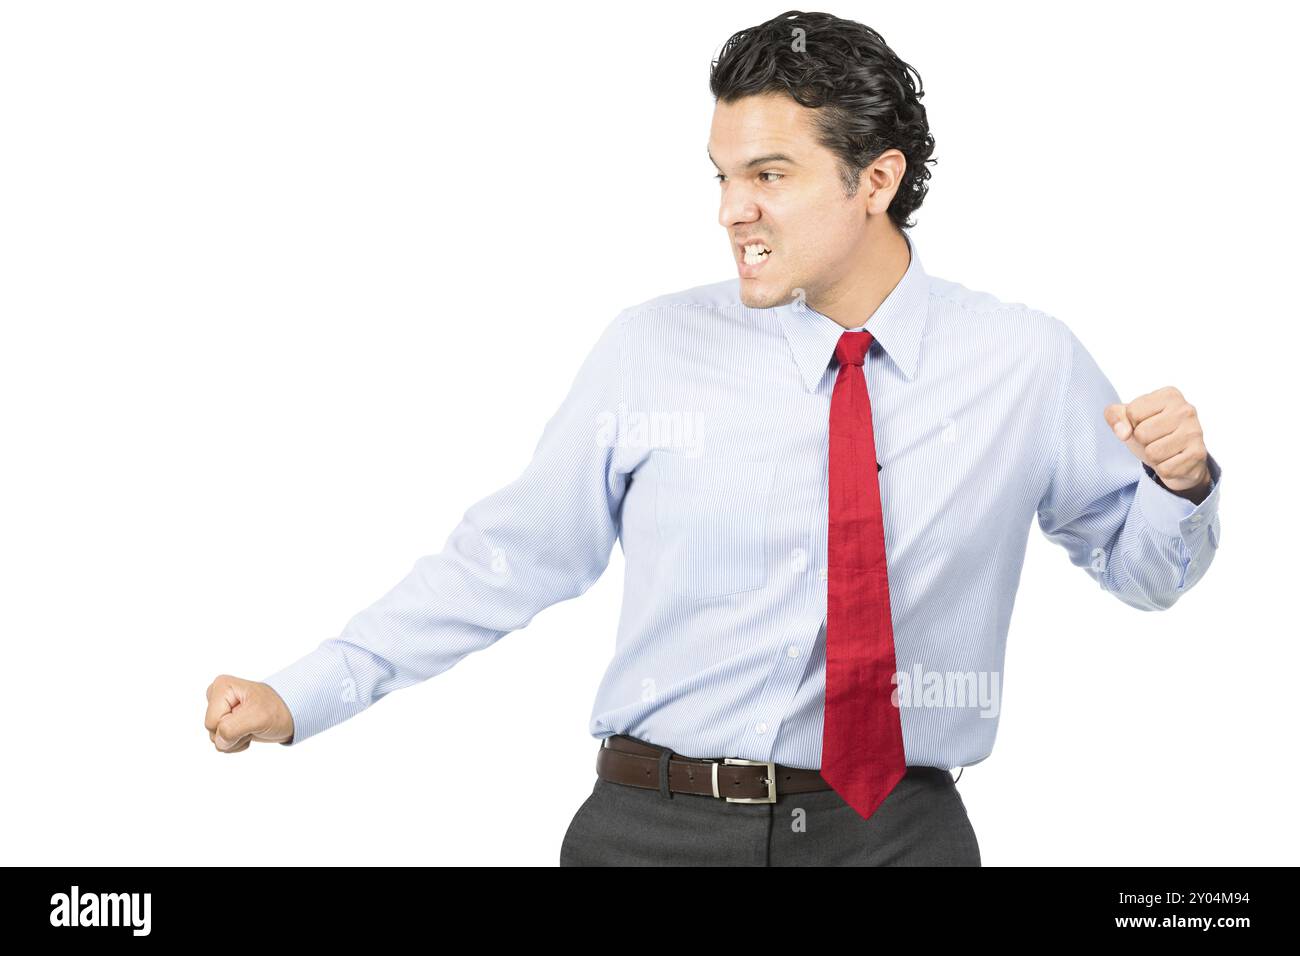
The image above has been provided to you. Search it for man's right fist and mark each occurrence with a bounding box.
[205,674,295,751]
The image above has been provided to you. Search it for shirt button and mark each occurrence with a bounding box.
[1191,514,1203,523]
[1190,560,1198,570]
[787,645,800,658]
[818,567,828,581]
[755,722,768,734]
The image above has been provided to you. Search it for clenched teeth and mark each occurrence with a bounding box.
[743,243,771,265]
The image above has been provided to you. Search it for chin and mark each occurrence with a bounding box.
[738,282,788,310]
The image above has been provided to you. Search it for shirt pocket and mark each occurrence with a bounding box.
[651,450,777,600]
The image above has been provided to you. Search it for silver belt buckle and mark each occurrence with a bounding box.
[713,757,777,803]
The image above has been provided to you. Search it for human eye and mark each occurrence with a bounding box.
[714,171,782,184]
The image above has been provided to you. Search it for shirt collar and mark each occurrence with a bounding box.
[776,229,929,392]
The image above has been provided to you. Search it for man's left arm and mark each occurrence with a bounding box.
[1036,322,1223,611]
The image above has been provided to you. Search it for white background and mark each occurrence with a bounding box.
[2,1,1293,866]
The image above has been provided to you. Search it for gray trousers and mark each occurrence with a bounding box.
[560,737,981,866]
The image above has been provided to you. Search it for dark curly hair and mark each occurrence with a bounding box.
[709,10,936,230]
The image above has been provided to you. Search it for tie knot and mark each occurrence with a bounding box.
[835,330,873,368]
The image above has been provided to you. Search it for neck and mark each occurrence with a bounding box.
[809,225,911,330]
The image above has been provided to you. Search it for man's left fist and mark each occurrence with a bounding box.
[1104,386,1211,496]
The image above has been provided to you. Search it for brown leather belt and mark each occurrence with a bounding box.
[596,734,954,804]
[596,734,832,803]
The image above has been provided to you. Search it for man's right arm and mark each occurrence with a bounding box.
[209,310,630,750]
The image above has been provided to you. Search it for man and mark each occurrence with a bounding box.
[204,11,1222,866]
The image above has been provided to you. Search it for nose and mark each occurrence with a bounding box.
[719,184,760,231]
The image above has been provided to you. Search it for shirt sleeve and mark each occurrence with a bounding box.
[1035,320,1223,611]
[261,310,630,744]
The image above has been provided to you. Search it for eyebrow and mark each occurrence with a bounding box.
[707,148,798,171]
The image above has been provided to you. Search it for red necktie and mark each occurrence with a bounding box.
[822,329,907,821]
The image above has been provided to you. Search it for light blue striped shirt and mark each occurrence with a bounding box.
[263,230,1222,770]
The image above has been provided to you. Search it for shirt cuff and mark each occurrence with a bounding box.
[262,645,367,747]
[1135,451,1222,539]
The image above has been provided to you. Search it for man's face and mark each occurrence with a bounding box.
[708,92,871,310]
